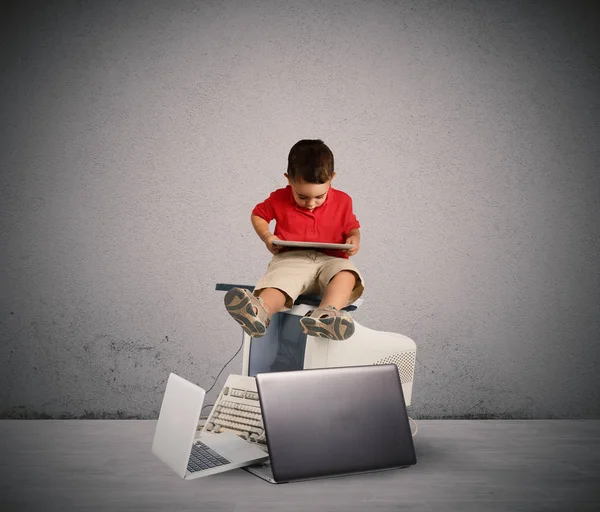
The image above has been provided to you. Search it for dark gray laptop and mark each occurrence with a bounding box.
[244,364,417,483]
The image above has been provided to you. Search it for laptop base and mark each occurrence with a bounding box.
[243,459,414,484]
[243,460,278,483]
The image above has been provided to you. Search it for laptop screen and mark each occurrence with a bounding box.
[255,364,416,482]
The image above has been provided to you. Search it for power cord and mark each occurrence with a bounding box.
[199,329,244,419]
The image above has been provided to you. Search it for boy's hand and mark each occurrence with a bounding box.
[345,235,360,256]
[264,234,281,255]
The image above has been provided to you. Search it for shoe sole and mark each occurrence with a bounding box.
[299,315,355,341]
[224,288,268,338]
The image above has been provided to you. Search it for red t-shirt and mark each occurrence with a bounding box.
[252,186,360,259]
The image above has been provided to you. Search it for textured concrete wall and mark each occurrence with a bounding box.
[1,0,599,419]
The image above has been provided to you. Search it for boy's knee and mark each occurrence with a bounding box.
[256,286,294,310]
[334,269,359,285]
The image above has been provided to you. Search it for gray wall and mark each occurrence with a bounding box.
[1,0,599,419]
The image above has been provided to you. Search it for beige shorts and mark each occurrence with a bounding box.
[254,250,365,309]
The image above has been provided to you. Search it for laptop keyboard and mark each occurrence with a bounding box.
[187,441,230,473]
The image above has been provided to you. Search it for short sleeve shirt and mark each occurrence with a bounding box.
[252,186,360,259]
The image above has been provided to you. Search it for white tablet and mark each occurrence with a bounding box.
[271,240,355,250]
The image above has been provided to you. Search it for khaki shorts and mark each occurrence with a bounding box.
[254,250,365,309]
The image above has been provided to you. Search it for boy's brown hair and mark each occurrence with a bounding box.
[287,139,334,184]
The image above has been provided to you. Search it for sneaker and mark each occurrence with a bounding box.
[299,306,355,340]
[224,287,270,338]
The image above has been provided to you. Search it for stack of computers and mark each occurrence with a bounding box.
[152,364,416,483]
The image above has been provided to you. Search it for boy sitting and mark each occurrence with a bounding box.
[224,139,364,341]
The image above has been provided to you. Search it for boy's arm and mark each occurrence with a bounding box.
[345,228,360,256]
[251,214,280,254]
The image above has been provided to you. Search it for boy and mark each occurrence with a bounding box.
[224,139,364,341]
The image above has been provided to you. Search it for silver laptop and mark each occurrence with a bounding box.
[245,364,417,483]
[151,373,268,479]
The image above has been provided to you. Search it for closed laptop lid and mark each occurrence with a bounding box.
[151,373,204,478]
[256,364,416,482]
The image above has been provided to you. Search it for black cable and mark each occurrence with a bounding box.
[200,329,245,413]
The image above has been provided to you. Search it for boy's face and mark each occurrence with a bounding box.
[285,173,335,211]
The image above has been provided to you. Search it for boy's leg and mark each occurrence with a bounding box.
[225,251,314,338]
[317,270,357,310]
[257,287,287,316]
[224,287,286,338]
[299,257,365,341]
[299,270,357,341]
[224,287,272,338]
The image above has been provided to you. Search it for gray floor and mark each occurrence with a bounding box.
[0,420,598,512]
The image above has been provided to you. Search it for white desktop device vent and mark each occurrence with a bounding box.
[375,351,416,385]
[303,321,416,406]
